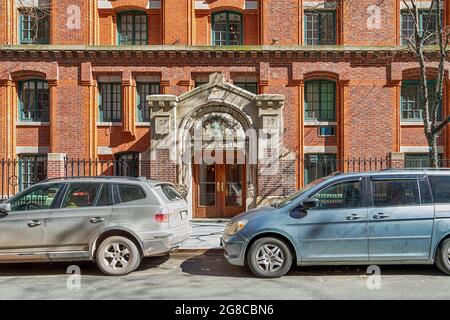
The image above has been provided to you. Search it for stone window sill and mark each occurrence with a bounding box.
[304,121,337,126]
[16,122,50,126]
[136,122,151,127]
[96,122,123,127]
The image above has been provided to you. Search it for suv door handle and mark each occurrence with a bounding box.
[28,220,43,228]
[90,217,105,224]
[346,214,363,221]
[373,213,390,220]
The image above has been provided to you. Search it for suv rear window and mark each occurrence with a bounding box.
[160,185,183,201]
[117,184,146,203]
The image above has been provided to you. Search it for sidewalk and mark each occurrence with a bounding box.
[178,221,227,251]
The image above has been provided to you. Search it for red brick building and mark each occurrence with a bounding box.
[1,0,450,218]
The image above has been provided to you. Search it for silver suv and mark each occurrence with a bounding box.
[0,177,192,276]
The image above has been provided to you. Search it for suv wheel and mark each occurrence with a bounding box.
[96,236,142,276]
[436,238,450,275]
[247,237,292,278]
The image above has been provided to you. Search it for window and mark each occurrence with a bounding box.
[18,80,49,122]
[160,184,183,201]
[117,184,146,203]
[372,179,420,207]
[212,11,242,46]
[401,81,442,121]
[62,183,101,208]
[311,181,362,210]
[118,11,148,45]
[234,82,258,94]
[318,126,336,137]
[405,153,443,168]
[305,80,336,121]
[115,153,139,178]
[11,183,62,212]
[19,8,50,44]
[193,74,211,88]
[401,10,441,45]
[304,154,337,185]
[304,11,336,45]
[96,183,114,207]
[136,83,160,122]
[99,83,122,122]
[18,155,47,191]
[429,176,450,203]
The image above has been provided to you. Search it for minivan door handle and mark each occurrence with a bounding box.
[90,217,105,224]
[346,214,363,221]
[27,220,43,228]
[373,213,390,220]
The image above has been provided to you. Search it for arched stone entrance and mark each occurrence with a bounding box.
[147,73,287,219]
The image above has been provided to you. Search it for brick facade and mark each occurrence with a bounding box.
[1,0,450,217]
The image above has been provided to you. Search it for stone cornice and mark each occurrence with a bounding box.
[0,45,446,60]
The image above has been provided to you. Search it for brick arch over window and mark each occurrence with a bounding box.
[303,71,340,82]
[401,68,444,81]
[9,70,48,82]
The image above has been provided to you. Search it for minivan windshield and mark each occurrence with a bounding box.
[273,176,330,208]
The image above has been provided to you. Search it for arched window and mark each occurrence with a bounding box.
[18,79,49,122]
[118,11,148,45]
[305,80,336,121]
[212,11,243,46]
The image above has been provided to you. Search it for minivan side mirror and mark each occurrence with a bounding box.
[302,198,319,210]
[0,203,11,215]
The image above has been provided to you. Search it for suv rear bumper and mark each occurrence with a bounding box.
[140,223,192,256]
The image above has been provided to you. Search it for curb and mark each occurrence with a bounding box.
[171,247,224,255]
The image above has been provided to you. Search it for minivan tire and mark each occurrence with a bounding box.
[247,237,292,278]
[436,238,450,275]
[96,236,142,276]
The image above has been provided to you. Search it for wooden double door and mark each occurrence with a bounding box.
[193,163,246,218]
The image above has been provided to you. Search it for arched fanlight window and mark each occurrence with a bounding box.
[212,11,243,46]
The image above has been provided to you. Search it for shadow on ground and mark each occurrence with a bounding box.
[179,250,445,278]
[0,255,170,277]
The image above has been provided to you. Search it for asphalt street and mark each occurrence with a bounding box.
[0,250,449,300]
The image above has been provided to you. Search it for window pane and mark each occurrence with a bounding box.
[19,10,50,44]
[115,153,139,177]
[11,183,62,211]
[19,155,47,190]
[96,183,114,207]
[137,83,160,122]
[119,12,147,45]
[429,176,450,203]
[372,180,420,207]
[19,80,49,122]
[305,11,335,45]
[99,83,121,122]
[117,184,146,203]
[305,81,336,121]
[62,183,101,208]
[213,12,242,45]
[234,82,258,94]
[160,185,183,201]
[304,154,337,184]
[312,181,362,210]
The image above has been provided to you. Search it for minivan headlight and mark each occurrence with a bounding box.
[225,220,248,235]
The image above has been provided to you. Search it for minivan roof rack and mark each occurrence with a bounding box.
[380,168,450,172]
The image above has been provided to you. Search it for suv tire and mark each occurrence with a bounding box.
[247,237,292,278]
[96,236,142,276]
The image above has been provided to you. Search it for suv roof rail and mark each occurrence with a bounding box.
[40,176,144,183]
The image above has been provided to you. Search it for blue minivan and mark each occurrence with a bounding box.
[222,170,450,278]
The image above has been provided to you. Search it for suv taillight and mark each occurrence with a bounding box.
[154,213,169,223]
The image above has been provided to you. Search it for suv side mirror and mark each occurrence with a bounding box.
[302,198,319,210]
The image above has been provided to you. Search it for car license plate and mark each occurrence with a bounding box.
[180,210,188,219]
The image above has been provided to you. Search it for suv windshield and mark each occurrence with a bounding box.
[273,176,330,208]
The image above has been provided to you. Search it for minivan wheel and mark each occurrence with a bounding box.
[247,237,292,278]
[436,238,450,275]
[96,236,142,276]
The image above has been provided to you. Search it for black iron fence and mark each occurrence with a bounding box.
[2,156,450,201]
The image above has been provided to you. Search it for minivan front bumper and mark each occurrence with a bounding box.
[221,234,247,266]
[140,223,193,256]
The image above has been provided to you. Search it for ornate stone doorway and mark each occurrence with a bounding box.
[147,73,286,219]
